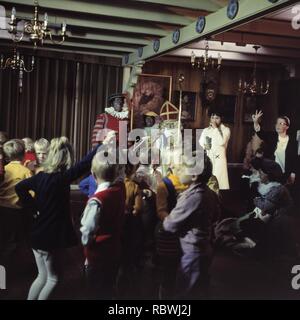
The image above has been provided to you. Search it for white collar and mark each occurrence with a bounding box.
[209,124,225,130]
[95,181,111,193]
[105,107,128,119]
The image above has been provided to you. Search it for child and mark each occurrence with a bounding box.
[80,155,126,299]
[22,137,37,172]
[0,139,33,263]
[34,138,50,173]
[163,153,220,299]
[134,149,161,254]
[15,134,114,300]
[118,163,143,297]
[241,158,295,258]
[155,160,188,299]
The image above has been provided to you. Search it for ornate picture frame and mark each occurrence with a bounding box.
[132,73,172,128]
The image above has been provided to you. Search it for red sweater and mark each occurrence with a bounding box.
[84,182,126,265]
[24,151,37,162]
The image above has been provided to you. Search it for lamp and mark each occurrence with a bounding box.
[0,48,35,93]
[8,0,67,48]
[238,45,270,95]
[191,40,222,77]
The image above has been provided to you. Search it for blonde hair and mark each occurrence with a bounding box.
[42,137,74,173]
[22,137,35,152]
[34,138,50,152]
[3,139,25,161]
[91,154,118,182]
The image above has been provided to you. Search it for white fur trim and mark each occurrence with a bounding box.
[105,107,128,119]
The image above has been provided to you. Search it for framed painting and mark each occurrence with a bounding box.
[132,73,172,128]
[215,94,237,123]
[243,95,266,123]
[172,91,197,121]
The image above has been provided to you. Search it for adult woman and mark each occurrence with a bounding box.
[252,110,298,185]
[199,110,231,190]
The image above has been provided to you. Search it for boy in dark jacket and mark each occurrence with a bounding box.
[163,153,220,299]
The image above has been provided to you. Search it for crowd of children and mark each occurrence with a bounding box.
[0,119,298,300]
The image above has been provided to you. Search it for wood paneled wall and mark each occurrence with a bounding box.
[143,59,285,162]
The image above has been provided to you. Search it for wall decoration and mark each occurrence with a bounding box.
[173,90,197,121]
[132,73,172,128]
[227,0,239,20]
[153,39,160,52]
[172,29,180,44]
[196,16,206,34]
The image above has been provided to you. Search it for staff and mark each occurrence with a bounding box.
[177,74,184,140]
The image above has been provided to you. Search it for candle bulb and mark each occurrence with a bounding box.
[62,21,67,33]
[11,7,16,21]
[44,12,48,28]
[191,51,195,65]
[32,56,35,65]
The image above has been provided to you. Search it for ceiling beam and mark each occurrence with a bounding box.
[0,35,135,54]
[0,41,123,59]
[2,8,169,37]
[128,0,223,11]
[60,41,136,53]
[66,32,150,46]
[3,0,193,26]
[125,0,298,65]
[213,31,300,50]
[236,18,300,38]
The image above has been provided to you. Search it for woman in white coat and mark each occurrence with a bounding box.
[199,110,231,190]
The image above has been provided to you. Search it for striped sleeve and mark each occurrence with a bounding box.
[92,114,106,147]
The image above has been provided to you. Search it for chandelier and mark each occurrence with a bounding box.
[8,0,67,48]
[238,45,270,95]
[0,48,35,93]
[191,40,222,76]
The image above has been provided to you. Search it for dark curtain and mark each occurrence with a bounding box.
[0,56,123,161]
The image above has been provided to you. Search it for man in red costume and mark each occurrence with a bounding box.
[92,93,129,147]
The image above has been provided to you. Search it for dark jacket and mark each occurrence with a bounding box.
[15,146,100,251]
[256,130,298,180]
[163,182,219,255]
